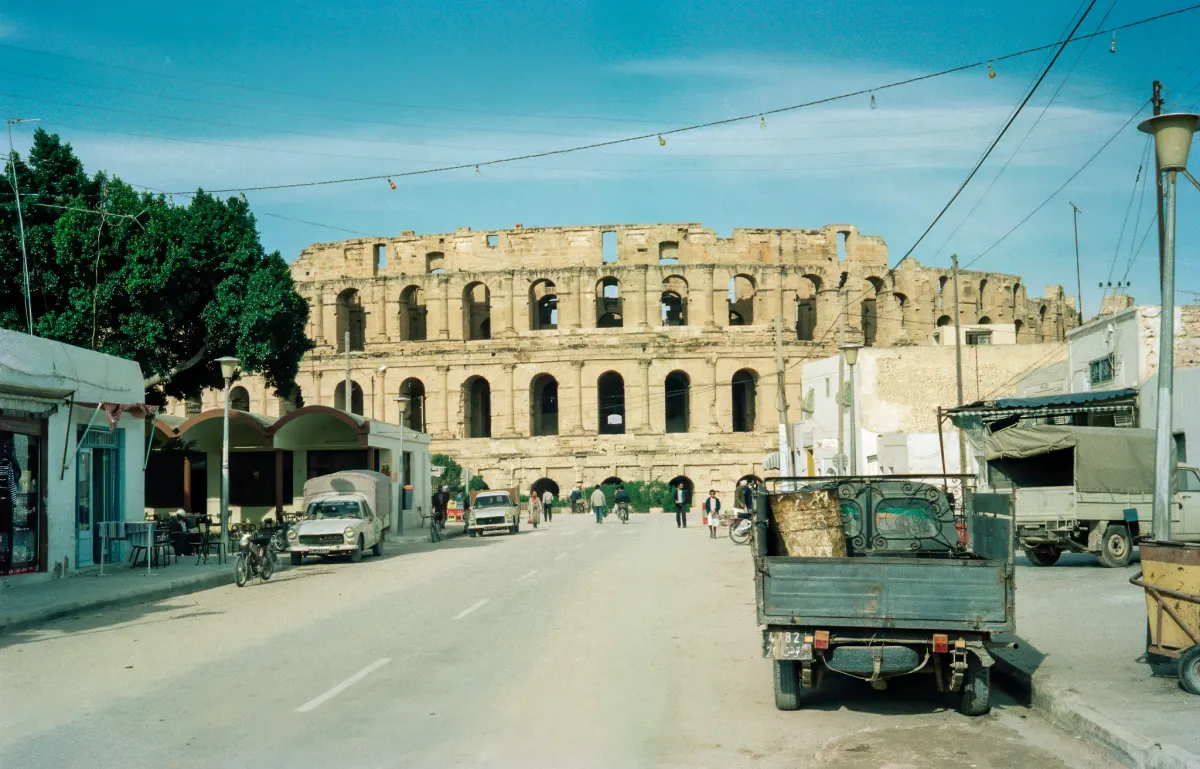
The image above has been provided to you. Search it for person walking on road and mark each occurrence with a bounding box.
[590,485,606,523]
[542,489,554,522]
[569,485,582,515]
[703,490,721,538]
[433,485,450,530]
[674,483,688,528]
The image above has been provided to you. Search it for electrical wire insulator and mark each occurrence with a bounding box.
[387,178,396,190]
[760,115,766,130]
[1110,32,1116,53]
[475,165,480,176]
[987,63,996,79]
[870,93,877,109]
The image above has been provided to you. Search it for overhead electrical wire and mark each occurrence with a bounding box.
[124,3,1199,196]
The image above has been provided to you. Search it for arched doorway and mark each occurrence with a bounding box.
[399,285,427,341]
[398,378,426,432]
[530,279,558,331]
[336,288,366,352]
[463,376,491,438]
[668,476,694,506]
[600,476,623,487]
[731,369,757,433]
[463,282,492,340]
[531,478,560,499]
[229,386,250,412]
[661,275,688,326]
[729,274,756,326]
[664,370,689,433]
[597,371,625,434]
[334,381,364,416]
[596,277,623,328]
[796,275,820,340]
[530,374,559,436]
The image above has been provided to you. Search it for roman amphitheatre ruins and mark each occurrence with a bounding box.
[165,222,1078,498]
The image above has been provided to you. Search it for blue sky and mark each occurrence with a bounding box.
[3,0,1200,316]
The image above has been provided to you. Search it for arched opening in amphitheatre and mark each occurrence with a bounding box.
[731,369,758,433]
[596,277,623,328]
[399,285,427,341]
[729,274,756,326]
[597,371,625,435]
[336,288,366,352]
[664,370,690,434]
[463,376,492,438]
[530,374,560,437]
[530,279,558,331]
[334,381,364,416]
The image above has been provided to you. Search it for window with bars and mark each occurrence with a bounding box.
[1088,355,1114,388]
[965,330,992,346]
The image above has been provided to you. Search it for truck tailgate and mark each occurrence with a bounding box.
[759,556,1013,632]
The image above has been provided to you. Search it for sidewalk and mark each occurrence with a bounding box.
[0,525,464,635]
[993,553,1200,769]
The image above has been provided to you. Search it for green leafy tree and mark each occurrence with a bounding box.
[1,129,312,400]
[430,454,463,490]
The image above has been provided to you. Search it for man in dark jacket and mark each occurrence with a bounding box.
[432,485,450,529]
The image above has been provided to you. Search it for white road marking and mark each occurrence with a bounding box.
[555,552,568,561]
[453,599,489,620]
[516,569,538,581]
[295,658,391,713]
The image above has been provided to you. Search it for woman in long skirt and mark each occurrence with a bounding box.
[528,490,542,528]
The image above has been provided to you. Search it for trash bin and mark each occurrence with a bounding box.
[1131,540,1200,694]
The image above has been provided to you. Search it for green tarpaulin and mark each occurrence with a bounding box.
[984,425,1156,495]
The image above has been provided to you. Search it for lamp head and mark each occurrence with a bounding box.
[214,356,240,381]
[840,343,863,367]
[1137,113,1200,171]
[393,394,411,415]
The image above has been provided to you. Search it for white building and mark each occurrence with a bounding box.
[797,341,1069,478]
[0,330,146,583]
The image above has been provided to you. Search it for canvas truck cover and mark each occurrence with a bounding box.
[984,425,1156,495]
[303,470,392,521]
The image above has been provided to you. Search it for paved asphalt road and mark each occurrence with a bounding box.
[0,514,1117,768]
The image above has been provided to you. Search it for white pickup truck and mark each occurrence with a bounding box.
[288,470,392,564]
[985,424,1200,567]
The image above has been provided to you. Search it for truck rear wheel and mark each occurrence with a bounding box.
[958,656,991,716]
[1179,645,1200,695]
[1097,525,1132,568]
[1023,545,1061,567]
[773,660,801,711]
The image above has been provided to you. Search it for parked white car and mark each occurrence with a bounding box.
[288,471,391,564]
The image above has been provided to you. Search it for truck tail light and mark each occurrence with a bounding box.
[814,630,830,650]
[933,634,949,653]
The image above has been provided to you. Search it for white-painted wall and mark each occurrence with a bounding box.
[0,330,145,583]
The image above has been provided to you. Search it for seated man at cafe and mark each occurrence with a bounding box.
[168,510,193,556]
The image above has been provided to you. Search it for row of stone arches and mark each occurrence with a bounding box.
[457,368,760,439]
[527,473,765,502]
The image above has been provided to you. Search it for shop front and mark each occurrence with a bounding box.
[0,329,146,583]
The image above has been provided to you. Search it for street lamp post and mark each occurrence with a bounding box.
[394,395,410,532]
[6,117,40,335]
[840,344,863,476]
[1138,112,1199,542]
[215,356,240,555]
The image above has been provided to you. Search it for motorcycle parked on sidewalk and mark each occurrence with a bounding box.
[235,530,276,587]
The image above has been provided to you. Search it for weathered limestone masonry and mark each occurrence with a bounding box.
[170,223,1077,496]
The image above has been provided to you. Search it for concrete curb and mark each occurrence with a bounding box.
[0,570,235,636]
[991,654,1200,769]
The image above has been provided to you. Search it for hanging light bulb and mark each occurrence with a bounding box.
[987,62,996,79]
[760,115,766,130]
[387,178,397,190]
[658,135,667,146]
[1110,32,1116,53]
[870,93,877,110]
[475,165,481,177]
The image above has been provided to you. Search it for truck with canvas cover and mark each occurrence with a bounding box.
[984,425,1200,567]
[288,470,393,564]
[756,476,1014,716]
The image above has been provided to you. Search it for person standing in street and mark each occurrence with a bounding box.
[674,482,688,528]
[569,485,582,515]
[703,490,721,538]
[590,485,606,523]
[433,485,450,530]
[542,489,554,522]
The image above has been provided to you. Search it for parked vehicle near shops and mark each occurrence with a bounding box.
[288,471,392,564]
[468,489,520,536]
[757,475,1014,716]
[985,425,1200,568]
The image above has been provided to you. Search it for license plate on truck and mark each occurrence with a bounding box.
[763,630,812,660]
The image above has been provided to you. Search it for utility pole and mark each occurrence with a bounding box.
[1070,202,1084,319]
[1153,82,1166,274]
[6,117,39,335]
[774,316,793,485]
[951,255,968,475]
[837,287,847,474]
[344,331,352,414]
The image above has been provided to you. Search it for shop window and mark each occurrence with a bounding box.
[0,430,41,576]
